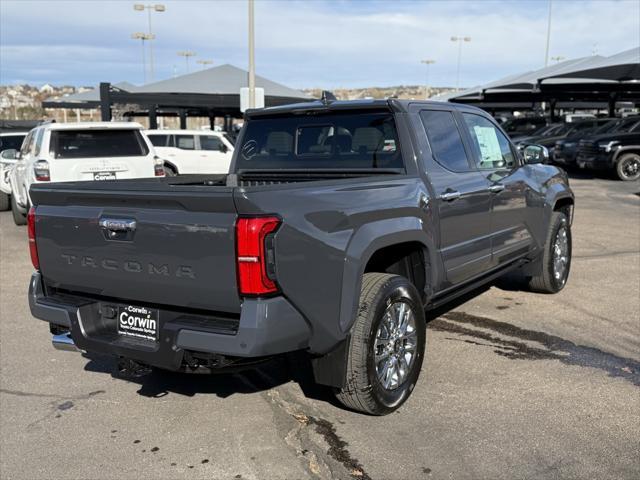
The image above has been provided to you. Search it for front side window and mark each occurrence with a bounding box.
[0,134,26,152]
[50,129,149,159]
[462,113,516,170]
[420,110,470,172]
[175,135,196,150]
[199,135,223,151]
[236,111,403,171]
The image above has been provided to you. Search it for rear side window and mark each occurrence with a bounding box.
[175,135,195,150]
[50,130,149,159]
[148,134,169,147]
[200,135,223,151]
[236,111,403,170]
[420,110,470,172]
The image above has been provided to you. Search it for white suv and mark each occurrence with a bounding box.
[146,129,234,175]
[0,132,28,211]
[6,122,164,225]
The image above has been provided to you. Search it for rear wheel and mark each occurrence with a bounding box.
[615,153,640,181]
[11,193,26,225]
[0,192,9,211]
[164,164,178,177]
[335,273,426,415]
[529,211,571,293]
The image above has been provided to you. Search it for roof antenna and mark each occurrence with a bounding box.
[321,90,337,104]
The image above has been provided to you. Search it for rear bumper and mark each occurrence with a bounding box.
[29,273,311,370]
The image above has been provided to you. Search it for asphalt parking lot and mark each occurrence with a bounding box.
[1,174,639,480]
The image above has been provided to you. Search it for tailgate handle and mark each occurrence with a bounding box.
[99,218,137,240]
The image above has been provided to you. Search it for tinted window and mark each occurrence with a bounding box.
[33,128,45,156]
[20,131,34,157]
[148,134,169,147]
[0,134,26,151]
[462,113,516,169]
[175,135,195,150]
[200,135,223,151]
[50,129,149,159]
[420,110,470,172]
[236,112,403,170]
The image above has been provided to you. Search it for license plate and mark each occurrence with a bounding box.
[118,305,159,341]
[94,172,116,181]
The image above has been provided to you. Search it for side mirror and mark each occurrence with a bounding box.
[219,143,229,153]
[0,149,18,164]
[522,144,549,165]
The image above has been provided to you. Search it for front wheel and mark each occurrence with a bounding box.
[615,153,640,181]
[529,211,572,293]
[335,273,426,415]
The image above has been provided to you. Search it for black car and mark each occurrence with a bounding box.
[575,118,640,181]
[502,116,548,138]
[554,117,640,168]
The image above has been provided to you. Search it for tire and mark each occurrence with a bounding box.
[11,193,27,226]
[528,211,571,293]
[164,164,178,177]
[615,153,640,181]
[0,192,9,211]
[335,273,426,415]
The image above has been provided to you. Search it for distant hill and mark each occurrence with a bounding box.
[302,85,455,101]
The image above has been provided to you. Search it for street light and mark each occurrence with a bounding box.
[420,59,435,99]
[450,36,471,91]
[133,4,165,82]
[248,0,256,109]
[177,51,196,73]
[131,32,155,84]
[197,59,214,70]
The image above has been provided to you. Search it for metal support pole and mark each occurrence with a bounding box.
[248,0,256,108]
[148,106,158,129]
[179,109,187,130]
[147,8,155,81]
[99,82,112,121]
[209,114,216,131]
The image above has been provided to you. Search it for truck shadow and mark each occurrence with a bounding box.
[82,350,338,404]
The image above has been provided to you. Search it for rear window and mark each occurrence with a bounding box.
[148,134,169,147]
[0,135,26,151]
[50,129,149,159]
[236,112,403,170]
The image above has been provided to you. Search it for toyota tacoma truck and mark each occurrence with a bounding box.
[27,99,574,415]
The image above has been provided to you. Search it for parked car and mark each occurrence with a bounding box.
[27,99,573,415]
[516,118,613,159]
[502,116,548,138]
[4,122,164,225]
[0,132,27,210]
[554,116,640,168]
[145,129,234,175]
[564,113,596,123]
[575,126,640,181]
[511,122,566,144]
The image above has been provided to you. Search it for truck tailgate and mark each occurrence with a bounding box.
[31,181,241,314]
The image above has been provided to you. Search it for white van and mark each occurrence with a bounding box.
[146,130,234,175]
[5,122,164,225]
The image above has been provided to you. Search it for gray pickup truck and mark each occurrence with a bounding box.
[28,99,574,414]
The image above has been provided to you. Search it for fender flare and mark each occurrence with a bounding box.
[338,216,436,333]
[612,145,640,165]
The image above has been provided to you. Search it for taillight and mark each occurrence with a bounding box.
[28,207,39,270]
[154,156,165,177]
[236,216,281,296]
[34,160,50,181]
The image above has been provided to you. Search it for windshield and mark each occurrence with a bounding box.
[613,118,640,133]
[0,134,26,151]
[50,129,150,159]
[235,111,403,171]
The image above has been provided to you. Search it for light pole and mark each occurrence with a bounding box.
[544,0,553,66]
[450,36,471,91]
[177,51,196,73]
[132,32,155,84]
[197,59,214,70]
[248,0,256,109]
[420,59,435,99]
[134,4,165,82]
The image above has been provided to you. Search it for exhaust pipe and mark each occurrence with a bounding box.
[52,332,79,352]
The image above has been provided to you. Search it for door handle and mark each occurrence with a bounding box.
[488,184,505,193]
[439,190,461,202]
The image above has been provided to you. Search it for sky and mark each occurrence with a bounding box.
[0,0,638,90]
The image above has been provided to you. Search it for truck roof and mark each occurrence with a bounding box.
[245,98,481,118]
[41,122,144,131]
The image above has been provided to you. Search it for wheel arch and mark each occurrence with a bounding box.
[612,146,640,165]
